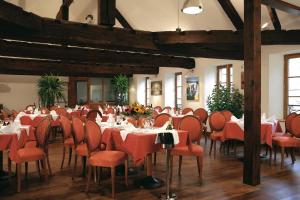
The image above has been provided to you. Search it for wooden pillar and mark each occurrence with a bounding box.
[98,0,116,26]
[243,0,261,186]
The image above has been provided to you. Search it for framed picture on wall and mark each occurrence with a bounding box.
[186,77,199,101]
[151,81,162,96]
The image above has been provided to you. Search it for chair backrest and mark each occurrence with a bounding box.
[194,108,208,124]
[40,107,50,114]
[25,105,35,112]
[111,130,127,152]
[72,117,85,145]
[179,115,202,142]
[107,107,115,114]
[55,108,67,116]
[86,109,102,121]
[31,116,45,127]
[152,110,159,119]
[154,113,171,127]
[80,107,88,116]
[11,110,18,120]
[85,120,102,155]
[285,112,298,133]
[221,110,232,122]
[209,112,226,132]
[35,118,51,149]
[60,115,72,139]
[154,106,162,113]
[182,108,193,115]
[291,115,300,138]
[162,106,171,113]
[20,116,33,125]
[1,110,9,119]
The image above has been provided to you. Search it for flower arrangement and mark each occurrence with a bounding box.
[122,102,153,119]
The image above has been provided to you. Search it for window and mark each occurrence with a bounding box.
[145,77,151,106]
[175,72,182,109]
[284,54,300,117]
[216,64,233,87]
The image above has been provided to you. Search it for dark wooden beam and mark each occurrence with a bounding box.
[243,0,261,186]
[0,39,194,68]
[98,0,116,26]
[56,0,74,20]
[115,8,133,29]
[267,6,281,30]
[0,0,42,30]
[0,57,159,76]
[217,0,244,30]
[262,0,300,16]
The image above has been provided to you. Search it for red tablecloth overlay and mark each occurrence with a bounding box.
[101,128,188,166]
[223,121,282,147]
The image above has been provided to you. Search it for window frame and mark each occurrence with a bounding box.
[175,72,183,109]
[284,53,300,118]
[145,77,151,106]
[216,64,233,88]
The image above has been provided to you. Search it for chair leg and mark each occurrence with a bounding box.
[60,146,66,169]
[85,165,92,193]
[111,167,116,199]
[209,140,214,156]
[17,163,21,193]
[25,162,28,181]
[153,153,157,166]
[98,167,102,184]
[170,155,173,182]
[281,146,285,169]
[124,159,128,187]
[93,166,97,183]
[269,147,272,166]
[82,156,87,177]
[46,153,52,176]
[196,156,203,184]
[204,131,207,145]
[72,154,78,180]
[274,145,277,163]
[178,156,182,175]
[214,141,217,159]
[8,157,12,178]
[68,147,73,167]
[291,148,296,164]
[41,158,48,182]
[36,160,41,179]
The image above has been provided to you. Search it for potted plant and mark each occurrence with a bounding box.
[112,74,129,106]
[207,84,244,118]
[37,74,66,108]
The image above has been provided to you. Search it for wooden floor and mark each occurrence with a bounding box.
[1,138,300,200]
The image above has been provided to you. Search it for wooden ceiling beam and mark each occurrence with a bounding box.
[98,0,116,26]
[217,0,244,30]
[267,6,281,31]
[0,0,42,31]
[0,39,195,68]
[261,0,300,16]
[56,0,74,20]
[0,57,159,76]
[115,8,133,29]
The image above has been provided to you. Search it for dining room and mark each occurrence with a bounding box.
[1,0,300,200]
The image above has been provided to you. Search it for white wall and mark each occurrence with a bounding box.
[0,75,68,111]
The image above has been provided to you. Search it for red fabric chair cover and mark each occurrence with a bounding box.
[221,110,232,122]
[209,112,226,131]
[178,115,202,143]
[55,108,67,116]
[193,108,208,124]
[85,120,102,153]
[20,116,33,125]
[286,112,298,133]
[154,113,171,127]
[60,115,72,139]
[72,117,85,144]
[182,108,193,115]
[86,110,102,122]
[107,107,115,114]
[154,106,162,113]
[291,115,300,138]
[35,118,51,148]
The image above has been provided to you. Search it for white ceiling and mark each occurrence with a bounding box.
[5,0,300,31]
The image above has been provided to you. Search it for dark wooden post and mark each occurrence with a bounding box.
[243,0,261,186]
[98,0,116,26]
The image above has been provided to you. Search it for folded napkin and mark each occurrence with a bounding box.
[230,115,239,122]
[266,115,277,124]
[186,111,193,115]
[159,122,170,130]
[162,109,169,114]
[67,108,73,113]
[50,110,57,115]
[14,111,26,122]
[0,123,22,138]
[99,107,104,114]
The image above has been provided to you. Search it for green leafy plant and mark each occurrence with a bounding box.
[207,84,244,118]
[112,74,129,105]
[38,74,65,108]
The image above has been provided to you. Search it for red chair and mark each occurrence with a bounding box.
[182,108,193,115]
[154,106,162,113]
[162,106,171,113]
[170,115,204,183]
[272,112,297,137]
[272,114,300,168]
[40,107,50,114]
[20,116,33,125]
[85,120,128,198]
[107,107,115,114]
[60,115,74,169]
[86,109,102,122]
[194,108,209,144]
[221,110,232,122]
[154,113,171,127]
[209,112,226,159]
[25,116,45,147]
[72,117,88,178]
[9,118,50,192]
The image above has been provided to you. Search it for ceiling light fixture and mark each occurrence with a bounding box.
[182,0,203,15]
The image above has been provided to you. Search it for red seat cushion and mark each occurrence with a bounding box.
[75,143,88,156]
[17,147,45,162]
[64,137,74,147]
[171,144,204,157]
[88,151,127,167]
[210,131,225,141]
[273,136,300,147]
[272,132,291,137]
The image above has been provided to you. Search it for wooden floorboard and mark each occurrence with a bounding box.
[1,138,300,200]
